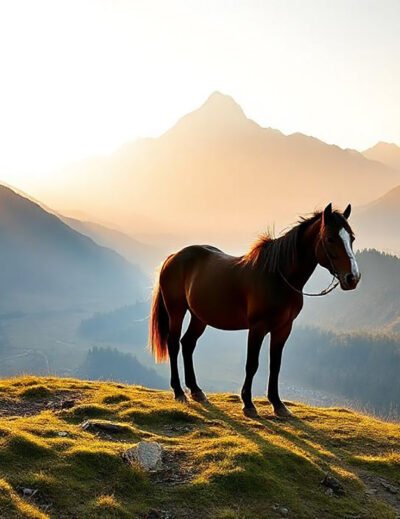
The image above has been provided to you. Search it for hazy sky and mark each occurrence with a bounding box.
[0,0,399,189]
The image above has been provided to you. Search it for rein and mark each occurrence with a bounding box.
[278,238,340,297]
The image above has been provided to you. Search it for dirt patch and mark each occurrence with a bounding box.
[162,423,194,437]
[152,449,195,487]
[360,471,400,514]
[0,391,82,418]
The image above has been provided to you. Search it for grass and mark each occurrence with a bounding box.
[0,376,398,518]
[18,385,53,399]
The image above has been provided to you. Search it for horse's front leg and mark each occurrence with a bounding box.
[268,322,293,417]
[241,323,267,418]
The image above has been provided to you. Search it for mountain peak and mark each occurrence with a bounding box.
[168,91,253,137]
[199,91,247,120]
[203,90,244,109]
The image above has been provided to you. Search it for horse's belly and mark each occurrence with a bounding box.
[192,309,248,331]
[186,279,248,330]
[197,311,248,331]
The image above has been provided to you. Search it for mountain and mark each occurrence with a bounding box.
[61,216,162,273]
[0,375,399,518]
[301,249,400,333]
[363,141,400,171]
[353,185,400,254]
[44,92,399,242]
[0,184,147,313]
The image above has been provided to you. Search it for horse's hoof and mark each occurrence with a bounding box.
[243,407,259,419]
[175,393,188,404]
[191,391,208,403]
[274,404,293,418]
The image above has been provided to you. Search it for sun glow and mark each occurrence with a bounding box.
[0,0,399,193]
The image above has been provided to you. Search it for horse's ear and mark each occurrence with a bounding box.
[322,203,333,225]
[343,203,352,219]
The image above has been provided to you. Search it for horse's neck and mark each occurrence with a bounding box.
[288,220,320,289]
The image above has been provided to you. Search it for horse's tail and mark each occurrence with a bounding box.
[149,279,169,363]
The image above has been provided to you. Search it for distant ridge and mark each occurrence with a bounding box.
[353,183,400,254]
[61,215,161,273]
[301,248,400,333]
[363,141,400,171]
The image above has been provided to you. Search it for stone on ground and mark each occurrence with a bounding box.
[124,441,163,471]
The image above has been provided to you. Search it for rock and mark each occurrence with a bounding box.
[145,510,173,519]
[136,441,163,471]
[321,473,345,496]
[57,431,68,437]
[380,480,398,494]
[271,504,289,516]
[81,420,130,434]
[22,488,38,497]
[124,441,163,471]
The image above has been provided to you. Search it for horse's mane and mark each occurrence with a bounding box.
[238,211,345,274]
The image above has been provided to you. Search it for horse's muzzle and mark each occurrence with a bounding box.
[339,272,361,291]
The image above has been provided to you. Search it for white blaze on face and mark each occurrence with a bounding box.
[338,228,360,279]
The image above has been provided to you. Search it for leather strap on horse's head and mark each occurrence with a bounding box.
[278,234,340,297]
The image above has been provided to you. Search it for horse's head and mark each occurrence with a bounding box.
[316,203,361,291]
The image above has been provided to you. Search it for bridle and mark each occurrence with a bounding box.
[278,235,340,297]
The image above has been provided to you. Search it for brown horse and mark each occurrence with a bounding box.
[149,203,360,418]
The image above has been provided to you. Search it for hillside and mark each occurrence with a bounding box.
[41,92,399,240]
[300,249,400,333]
[0,376,399,519]
[0,184,147,313]
[363,142,400,172]
[353,186,400,254]
[60,216,162,274]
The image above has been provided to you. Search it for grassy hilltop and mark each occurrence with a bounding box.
[0,377,399,519]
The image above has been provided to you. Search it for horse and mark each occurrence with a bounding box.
[149,203,360,418]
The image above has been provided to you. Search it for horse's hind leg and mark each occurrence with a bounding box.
[166,304,187,402]
[181,314,207,402]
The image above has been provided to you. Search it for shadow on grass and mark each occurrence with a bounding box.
[144,397,384,519]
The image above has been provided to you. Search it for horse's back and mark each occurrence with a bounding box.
[163,244,237,275]
[176,244,225,259]
[162,244,226,268]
